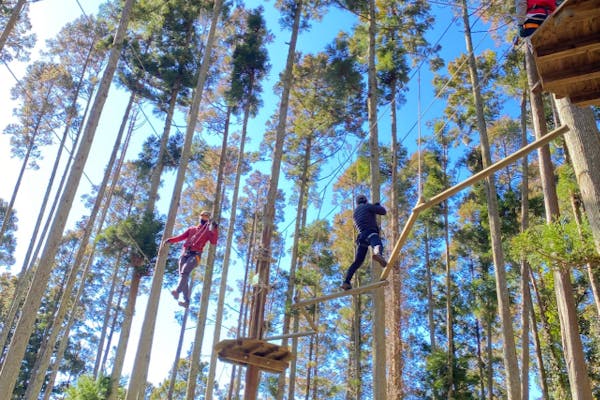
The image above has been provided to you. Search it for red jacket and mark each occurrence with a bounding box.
[527,0,556,14]
[517,0,556,24]
[167,222,218,253]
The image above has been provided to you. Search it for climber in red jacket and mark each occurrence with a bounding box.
[163,210,218,307]
[516,0,557,37]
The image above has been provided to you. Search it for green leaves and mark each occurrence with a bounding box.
[510,218,600,268]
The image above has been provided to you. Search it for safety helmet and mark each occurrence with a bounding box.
[356,194,368,204]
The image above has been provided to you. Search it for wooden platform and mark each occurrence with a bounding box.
[530,0,600,106]
[214,339,293,373]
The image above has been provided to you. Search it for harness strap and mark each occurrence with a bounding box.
[367,232,379,239]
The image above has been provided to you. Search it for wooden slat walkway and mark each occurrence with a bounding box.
[214,339,293,373]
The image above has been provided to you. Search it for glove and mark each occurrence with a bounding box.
[374,202,381,206]
[211,221,218,229]
[518,25,527,38]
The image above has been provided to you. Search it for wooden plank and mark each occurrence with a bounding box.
[380,206,422,281]
[263,330,316,341]
[543,68,600,91]
[218,349,289,373]
[413,125,570,216]
[573,97,600,107]
[570,89,600,105]
[292,280,389,309]
[535,34,600,62]
[298,307,320,333]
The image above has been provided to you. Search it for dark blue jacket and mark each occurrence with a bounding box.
[353,202,386,236]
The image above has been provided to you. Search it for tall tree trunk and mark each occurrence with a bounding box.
[424,227,436,350]
[0,92,90,355]
[444,201,454,399]
[167,280,192,400]
[124,1,223,398]
[562,129,600,320]
[288,311,300,399]
[386,78,404,400]
[353,288,362,399]
[366,1,387,398]
[245,1,302,398]
[460,1,521,397]
[519,93,531,400]
[554,99,600,255]
[525,47,593,399]
[102,266,130,374]
[525,280,550,400]
[0,0,26,54]
[185,109,229,400]
[0,0,135,393]
[441,126,454,399]
[0,126,40,240]
[277,137,311,399]
[93,250,124,378]
[230,210,258,400]
[205,106,240,400]
[485,310,493,400]
[109,271,142,400]
[1,80,96,354]
[146,85,179,216]
[529,268,569,396]
[24,94,134,400]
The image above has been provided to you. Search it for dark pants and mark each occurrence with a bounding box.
[175,251,200,301]
[344,232,383,284]
[520,13,549,37]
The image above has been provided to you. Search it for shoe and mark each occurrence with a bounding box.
[171,290,179,300]
[178,300,189,308]
[372,254,387,268]
[373,254,387,267]
[340,282,352,291]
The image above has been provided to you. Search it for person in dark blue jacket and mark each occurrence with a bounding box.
[341,194,387,290]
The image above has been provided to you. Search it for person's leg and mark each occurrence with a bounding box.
[171,254,188,299]
[176,254,198,303]
[368,234,387,267]
[343,243,368,289]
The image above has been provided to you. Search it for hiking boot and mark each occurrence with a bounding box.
[372,254,387,268]
[178,300,190,308]
[171,290,179,300]
[340,282,352,291]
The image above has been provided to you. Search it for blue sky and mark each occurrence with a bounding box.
[0,0,530,394]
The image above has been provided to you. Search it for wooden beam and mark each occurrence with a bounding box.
[379,125,571,281]
[298,307,320,333]
[416,125,570,213]
[535,34,600,62]
[218,349,289,373]
[292,280,389,309]
[569,90,600,106]
[543,67,600,90]
[380,206,422,281]
[263,331,316,341]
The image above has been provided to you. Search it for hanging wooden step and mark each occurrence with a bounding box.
[530,0,600,106]
[214,339,293,374]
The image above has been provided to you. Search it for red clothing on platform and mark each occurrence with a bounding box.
[166,222,218,252]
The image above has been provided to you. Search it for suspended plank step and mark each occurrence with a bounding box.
[292,280,389,309]
[214,339,293,373]
[530,0,600,106]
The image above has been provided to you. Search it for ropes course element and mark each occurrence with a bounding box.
[292,280,389,309]
[380,124,571,281]
[529,0,600,106]
[214,338,293,374]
